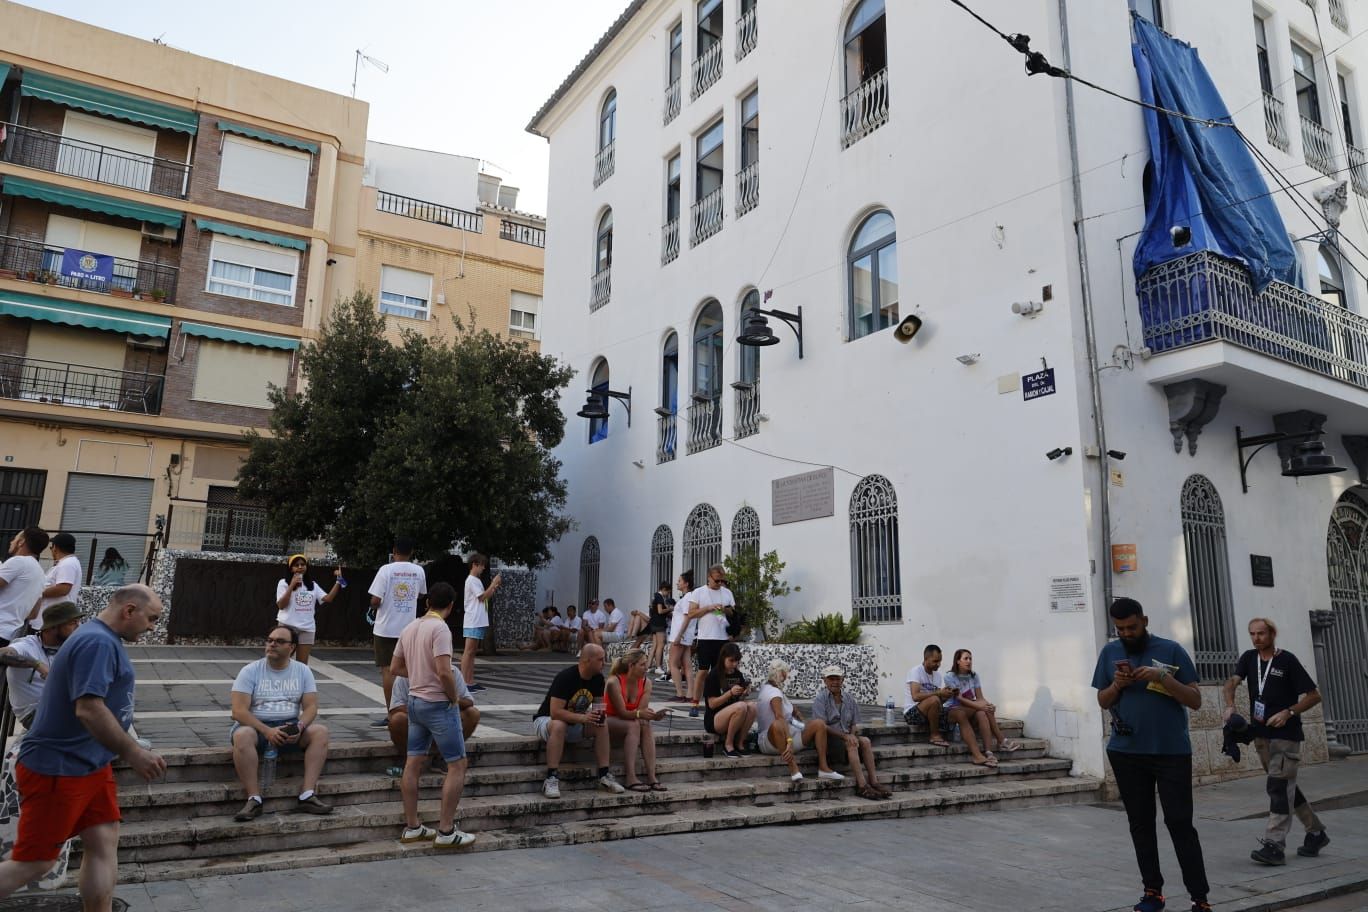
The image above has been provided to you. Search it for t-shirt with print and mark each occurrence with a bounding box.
[276,579,329,633]
[34,555,82,631]
[464,576,488,629]
[603,607,625,633]
[689,585,735,642]
[5,633,57,720]
[232,658,317,723]
[942,671,981,710]
[756,682,794,735]
[0,555,44,640]
[395,615,455,702]
[702,666,749,733]
[1233,649,1317,742]
[368,561,427,638]
[1091,634,1199,755]
[534,665,605,719]
[391,662,472,711]
[19,618,136,776]
[904,664,945,712]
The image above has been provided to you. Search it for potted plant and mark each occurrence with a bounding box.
[132,287,144,300]
[778,613,862,644]
[0,267,17,280]
[36,271,52,285]
[23,270,36,282]
[111,286,133,298]
[722,546,799,643]
[150,288,167,303]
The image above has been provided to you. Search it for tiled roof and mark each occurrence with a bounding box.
[526,0,648,137]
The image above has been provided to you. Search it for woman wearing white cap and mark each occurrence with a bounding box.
[756,659,843,782]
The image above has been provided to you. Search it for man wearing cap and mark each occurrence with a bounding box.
[812,665,891,800]
[26,533,82,634]
[0,601,82,729]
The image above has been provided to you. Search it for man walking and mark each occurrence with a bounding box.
[369,538,427,715]
[0,585,166,911]
[27,532,81,634]
[460,554,500,694]
[0,601,83,729]
[0,528,48,646]
[1222,617,1329,865]
[1092,597,1210,912]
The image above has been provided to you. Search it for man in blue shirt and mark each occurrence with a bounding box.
[1092,597,1210,912]
[0,584,166,911]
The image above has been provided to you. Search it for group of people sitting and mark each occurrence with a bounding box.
[525,598,641,654]
[904,643,1021,767]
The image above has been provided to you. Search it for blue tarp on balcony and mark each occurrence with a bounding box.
[1131,15,1298,293]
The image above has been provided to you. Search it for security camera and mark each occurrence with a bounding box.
[1170,226,1192,248]
[1107,449,1126,460]
[1046,447,1073,461]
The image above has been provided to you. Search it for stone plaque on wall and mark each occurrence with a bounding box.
[772,467,835,525]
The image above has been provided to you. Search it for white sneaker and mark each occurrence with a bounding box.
[790,771,804,782]
[542,776,561,799]
[598,772,626,794]
[434,827,476,849]
[818,770,845,781]
[400,824,436,843]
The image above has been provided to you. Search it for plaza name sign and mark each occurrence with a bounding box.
[772,467,835,525]
[1022,368,1056,401]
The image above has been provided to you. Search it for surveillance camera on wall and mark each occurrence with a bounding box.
[1046,446,1073,461]
[1170,225,1192,248]
[1012,300,1044,317]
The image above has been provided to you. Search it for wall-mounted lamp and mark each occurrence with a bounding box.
[576,386,632,426]
[894,313,923,343]
[737,305,804,359]
[1046,446,1073,461]
[955,353,981,365]
[1237,426,1344,493]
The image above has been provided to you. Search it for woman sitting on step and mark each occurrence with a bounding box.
[604,649,670,791]
[703,643,758,758]
[944,648,1021,770]
[756,660,843,784]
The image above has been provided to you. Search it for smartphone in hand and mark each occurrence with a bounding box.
[1113,659,1133,675]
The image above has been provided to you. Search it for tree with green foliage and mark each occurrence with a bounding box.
[236,291,575,567]
[721,547,799,641]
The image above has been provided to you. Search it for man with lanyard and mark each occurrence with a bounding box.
[1222,617,1328,865]
[0,601,82,729]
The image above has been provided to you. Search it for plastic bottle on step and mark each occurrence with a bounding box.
[885,695,895,727]
[261,744,278,788]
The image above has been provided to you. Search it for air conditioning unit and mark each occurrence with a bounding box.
[126,335,168,350]
[141,223,176,242]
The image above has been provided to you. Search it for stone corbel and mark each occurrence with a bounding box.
[1342,435,1368,484]
[1164,380,1226,455]
[1273,410,1328,470]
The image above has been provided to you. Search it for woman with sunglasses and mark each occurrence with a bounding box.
[275,554,343,664]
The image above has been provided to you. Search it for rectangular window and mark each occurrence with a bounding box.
[509,290,541,339]
[379,265,432,320]
[669,22,684,83]
[1292,41,1322,124]
[192,339,290,409]
[666,153,682,220]
[1255,17,1274,94]
[696,120,724,198]
[206,237,298,306]
[1340,72,1356,145]
[59,111,158,192]
[217,135,310,208]
[741,89,760,167]
[697,0,724,54]
[1128,0,1162,27]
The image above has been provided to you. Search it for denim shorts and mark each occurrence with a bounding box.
[463,626,486,641]
[407,697,467,763]
[229,717,304,753]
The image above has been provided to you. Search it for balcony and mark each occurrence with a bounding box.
[656,409,677,463]
[841,69,890,149]
[1263,93,1291,152]
[376,190,483,232]
[499,221,545,248]
[663,78,682,126]
[691,187,724,247]
[737,6,757,61]
[1138,251,1368,396]
[736,161,759,218]
[589,267,611,312]
[733,380,760,439]
[687,394,722,453]
[1,122,190,199]
[1301,116,1337,176]
[0,353,164,415]
[662,217,680,265]
[0,235,178,303]
[1350,144,1368,197]
[692,41,724,101]
[1330,0,1348,31]
[593,140,615,188]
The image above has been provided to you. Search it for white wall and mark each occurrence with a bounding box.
[364,140,481,212]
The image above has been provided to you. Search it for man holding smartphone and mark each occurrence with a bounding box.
[1092,598,1209,912]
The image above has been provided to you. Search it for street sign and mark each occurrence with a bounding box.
[1022,368,1056,401]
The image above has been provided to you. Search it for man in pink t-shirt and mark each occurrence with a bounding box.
[389,582,475,849]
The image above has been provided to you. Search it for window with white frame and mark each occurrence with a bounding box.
[206,237,298,307]
[379,265,433,320]
[217,135,310,208]
[509,290,541,338]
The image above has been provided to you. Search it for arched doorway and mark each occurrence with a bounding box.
[1324,489,1368,753]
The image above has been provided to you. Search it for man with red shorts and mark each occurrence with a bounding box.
[0,584,166,910]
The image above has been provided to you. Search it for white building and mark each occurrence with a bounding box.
[527,0,1368,777]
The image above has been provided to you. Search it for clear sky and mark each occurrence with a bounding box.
[16,0,630,215]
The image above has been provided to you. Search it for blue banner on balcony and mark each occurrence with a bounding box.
[1131,15,1298,293]
[59,248,114,286]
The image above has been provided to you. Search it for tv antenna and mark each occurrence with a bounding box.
[352,49,390,98]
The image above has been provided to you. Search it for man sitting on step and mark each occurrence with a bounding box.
[387,652,481,776]
[0,600,83,730]
[229,625,334,821]
[812,665,890,800]
[533,643,625,799]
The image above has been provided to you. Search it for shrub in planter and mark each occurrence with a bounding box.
[722,547,798,642]
[779,612,862,645]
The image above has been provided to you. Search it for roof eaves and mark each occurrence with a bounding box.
[526,0,649,138]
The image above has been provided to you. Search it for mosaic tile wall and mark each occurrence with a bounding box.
[605,641,878,704]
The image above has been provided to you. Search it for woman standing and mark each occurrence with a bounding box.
[92,548,128,586]
[275,554,343,664]
[944,648,1020,767]
[604,649,669,791]
[666,571,696,701]
[703,643,757,758]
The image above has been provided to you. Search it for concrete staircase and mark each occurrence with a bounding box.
[91,720,1101,884]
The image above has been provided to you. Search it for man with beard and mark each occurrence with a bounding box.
[1092,597,1209,912]
[0,601,83,729]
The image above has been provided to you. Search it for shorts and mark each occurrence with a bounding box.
[600,630,624,644]
[407,697,467,763]
[284,626,316,646]
[463,626,486,641]
[374,635,399,667]
[695,639,725,670]
[668,616,697,647]
[534,715,586,744]
[904,705,952,731]
[646,613,669,633]
[759,719,808,755]
[13,763,120,861]
[228,717,305,752]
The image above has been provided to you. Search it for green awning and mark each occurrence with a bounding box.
[217,120,318,155]
[193,218,306,251]
[0,64,12,87]
[0,291,171,338]
[2,176,183,228]
[179,321,300,351]
[20,70,198,134]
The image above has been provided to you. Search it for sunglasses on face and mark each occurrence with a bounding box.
[266,637,293,645]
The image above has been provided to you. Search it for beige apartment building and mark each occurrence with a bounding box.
[0,1,367,577]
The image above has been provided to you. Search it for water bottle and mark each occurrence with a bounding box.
[885,695,896,727]
[261,745,278,788]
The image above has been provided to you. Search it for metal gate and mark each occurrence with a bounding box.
[1324,489,1368,753]
[0,468,46,542]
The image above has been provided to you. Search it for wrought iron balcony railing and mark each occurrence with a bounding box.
[663,78,682,126]
[841,68,890,148]
[733,380,760,439]
[1329,0,1349,30]
[687,394,722,453]
[589,267,611,312]
[499,220,545,248]
[593,140,615,188]
[737,6,758,61]
[1263,92,1291,153]
[1137,250,1368,390]
[1350,144,1368,197]
[0,234,178,303]
[1301,116,1337,176]
[656,409,677,463]
[0,353,164,415]
[1,122,190,199]
[736,161,759,218]
[692,41,724,100]
[376,190,483,232]
[691,187,724,247]
[661,217,680,265]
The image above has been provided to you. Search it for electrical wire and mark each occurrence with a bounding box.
[1309,4,1368,258]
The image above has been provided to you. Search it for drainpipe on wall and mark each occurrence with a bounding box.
[1057,0,1115,637]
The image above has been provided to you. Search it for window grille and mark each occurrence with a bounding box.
[578,535,601,609]
[731,505,760,557]
[651,524,675,592]
[1179,475,1238,681]
[682,504,722,584]
[849,474,901,623]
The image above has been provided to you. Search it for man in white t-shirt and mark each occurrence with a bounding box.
[564,606,583,652]
[682,565,736,716]
[0,528,48,645]
[368,539,428,713]
[460,554,501,694]
[0,601,82,727]
[598,599,626,644]
[579,599,605,649]
[904,644,954,746]
[28,533,81,634]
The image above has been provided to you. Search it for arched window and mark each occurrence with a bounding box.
[651,524,675,594]
[658,332,679,463]
[599,90,617,151]
[731,505,760,557]
[579,535,601,610]
[735,290,761,439]
[1180,475,1238,681]
[689,301,724,451]
[841,0,889,146]
[588,358,610,443]
[682,503,722,584]
[850,473,901,623]
[738,289,760,384]
[595,209,613,275]
[847,210,898,340]
[1319,245,1346,308]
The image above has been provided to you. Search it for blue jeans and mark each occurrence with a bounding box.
[407,697,467,763]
